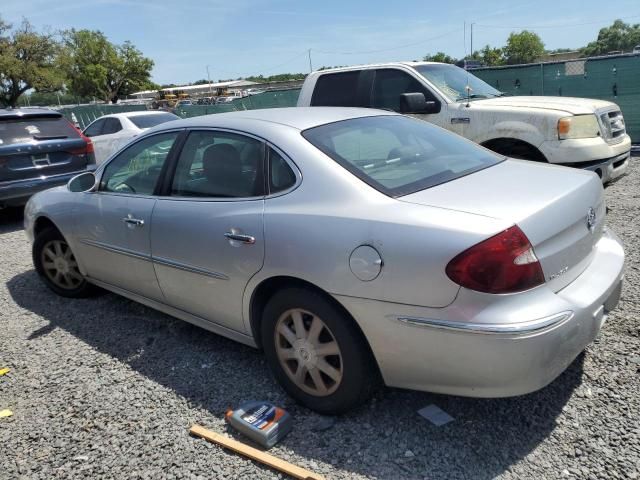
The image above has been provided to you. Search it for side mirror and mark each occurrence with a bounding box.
[68,172,97,193]
[400,93,441,114]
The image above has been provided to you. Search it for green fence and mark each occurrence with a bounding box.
[58,104,148,130]
[473,54,640,142]
[174,88,301,119]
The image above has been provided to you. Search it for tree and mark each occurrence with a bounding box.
[503,30,545,65]
[423,52,457,64]
[476,45,505,66]
[0,17,64,107]
[62,29,155,103]
[582,20,640,56]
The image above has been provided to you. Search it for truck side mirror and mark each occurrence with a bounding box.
[400,93,441,114]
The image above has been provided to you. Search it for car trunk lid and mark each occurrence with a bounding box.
[0,114,91,183]
[400,160,605,292]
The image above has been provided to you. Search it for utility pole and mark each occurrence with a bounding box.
[308,49,313,73]
[206,65,212,95]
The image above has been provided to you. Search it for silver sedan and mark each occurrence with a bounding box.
[24,107,625,414]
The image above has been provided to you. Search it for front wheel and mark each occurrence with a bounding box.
[33,227,101,298]
[262,287,380,414]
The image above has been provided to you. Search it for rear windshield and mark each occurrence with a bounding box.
[302,115,502,197]
[129,113,179,129]
[0,116,79,146]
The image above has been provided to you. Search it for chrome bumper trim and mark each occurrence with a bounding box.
[395,311,574,335]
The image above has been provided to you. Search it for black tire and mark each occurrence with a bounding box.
[33,227,101,298]
[261,287,380,414]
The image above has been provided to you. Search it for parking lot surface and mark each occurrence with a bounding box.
[1,160,639,480]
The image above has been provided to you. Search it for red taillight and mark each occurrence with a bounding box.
[445,226,545,294]
[66,119,95,155]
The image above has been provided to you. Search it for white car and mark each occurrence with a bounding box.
[83,111,179,164]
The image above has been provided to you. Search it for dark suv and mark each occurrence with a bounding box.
[0,108,96,208]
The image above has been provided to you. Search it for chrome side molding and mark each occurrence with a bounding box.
[395,311,574,335]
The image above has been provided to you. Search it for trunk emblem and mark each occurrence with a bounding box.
[586,207,596,232]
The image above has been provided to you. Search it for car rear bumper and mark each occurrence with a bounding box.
[335,229,624,397]
[0,167,95,206]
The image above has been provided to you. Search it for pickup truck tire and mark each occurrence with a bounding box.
[482,138,547,162]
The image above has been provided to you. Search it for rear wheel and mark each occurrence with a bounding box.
[33,227,100,298]
[262,287,379,414]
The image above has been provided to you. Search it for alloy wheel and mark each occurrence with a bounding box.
[274,308,343,396]
[41,240,83,290]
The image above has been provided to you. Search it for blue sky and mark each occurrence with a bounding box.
[4,0,640,85]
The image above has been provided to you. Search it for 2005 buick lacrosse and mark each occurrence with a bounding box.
[25,107,624,413]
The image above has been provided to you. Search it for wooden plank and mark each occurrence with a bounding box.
[189,424,324,480]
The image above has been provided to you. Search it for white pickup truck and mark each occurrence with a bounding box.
[297,62,631,182]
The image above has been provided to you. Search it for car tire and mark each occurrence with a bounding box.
[33,227,101,298]
[262,287,380,414]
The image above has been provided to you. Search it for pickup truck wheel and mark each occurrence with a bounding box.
[33,227,101,298]
[484,139,547,162]
[262,287,379,414]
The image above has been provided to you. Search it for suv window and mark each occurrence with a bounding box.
[100,132,178,195]
[371,69,435,112]
[0,116,80,146]
[102,117,123,135]
[171,130,264,198]
[269,147,296,193]
[311,71,360,107]
[83,118,106,137]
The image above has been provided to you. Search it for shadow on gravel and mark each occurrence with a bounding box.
[0,206,25,234]
[7,270,583,480]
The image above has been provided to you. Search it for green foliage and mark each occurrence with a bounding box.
[582,20,640,56]
[62,29,155,103]
[503,30,545,65]
[423,52,457,64]
[0,17,64,107]
[476,45,505,66]
[244,73,307,83]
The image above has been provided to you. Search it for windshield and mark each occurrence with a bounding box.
[413,64,503,102]
[302,115,502,197]
[129,113,179,129]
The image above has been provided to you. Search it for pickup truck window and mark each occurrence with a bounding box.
[371,69,436,112]
[413,64,503,102]
[303,115,501,197]
[311,71,359,107]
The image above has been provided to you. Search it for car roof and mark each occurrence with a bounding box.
[308,61,443,75]
[98,110,172,120]
[0,107,62,119]
[165,107,398,131]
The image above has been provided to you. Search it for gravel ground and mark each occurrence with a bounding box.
[1,160,639,480]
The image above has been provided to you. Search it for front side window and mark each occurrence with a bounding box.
[371,69,436,112]
[413,64,503,102]
[170,130,264,198]
[311,71,359,107]
[303,115,502,197]
[102,117,122,135]
[83,118,105,137]
[100,132,178,195]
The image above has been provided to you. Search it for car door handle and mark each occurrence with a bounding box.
[123,216,144,227]
[224,232,255,244]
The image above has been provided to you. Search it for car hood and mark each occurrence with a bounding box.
[400,159,605,291]
[471,96,616,115]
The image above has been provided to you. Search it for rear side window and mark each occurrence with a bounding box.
[311,71,360,107]
[0,116,79,146]
[371,69,435,112]
[269,147,297,193]
[303,115,501,197]
[170,130,265,198]
[129,113,179,129]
